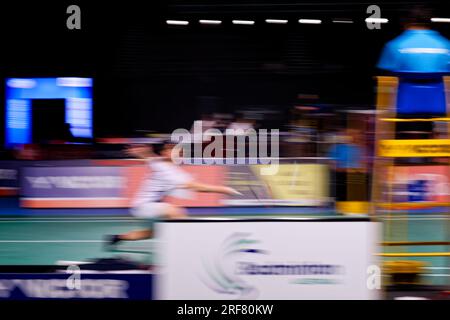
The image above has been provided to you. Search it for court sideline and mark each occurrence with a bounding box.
[0,211,448,286]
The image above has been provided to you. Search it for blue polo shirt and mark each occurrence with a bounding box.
[378,29,450,74]
[377,29,450,115]
[328,143,363,169]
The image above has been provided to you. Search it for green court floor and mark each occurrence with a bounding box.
[0,214,448,286]
[381,214,449,286]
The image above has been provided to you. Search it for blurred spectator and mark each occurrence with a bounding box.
[212,113,233,132]
[227,115,255,132]
[190,113,218,142]
[328,128,368,207]
[328,128,365,171]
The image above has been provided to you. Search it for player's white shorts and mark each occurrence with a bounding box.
[130,202,171,220]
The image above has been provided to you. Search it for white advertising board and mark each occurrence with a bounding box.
[155,219,381,300]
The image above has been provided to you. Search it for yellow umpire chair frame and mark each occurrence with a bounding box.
[371,76,450,286]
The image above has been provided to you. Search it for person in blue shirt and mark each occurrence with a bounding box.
[377,7,450,123]
[328,138,364,170]
[328,128,367,204]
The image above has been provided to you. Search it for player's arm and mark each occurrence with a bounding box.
[184,182,241,196]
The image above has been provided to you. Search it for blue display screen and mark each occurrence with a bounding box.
[5,77,93,147]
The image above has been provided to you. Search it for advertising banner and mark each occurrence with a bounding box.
[20,164,227,208]
[378,139,450,157]
[0,272,152,300]
[155,219,381,300]
[386,165,450,204]
[253,164,329,205]
[21,166,129,208]
[20,163,329,208]
[0,161,20,196]
[0,160,113,197]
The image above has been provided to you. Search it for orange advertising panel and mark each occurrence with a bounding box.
[387,165,450,204]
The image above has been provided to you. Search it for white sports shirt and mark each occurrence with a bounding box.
[132,159,193,207]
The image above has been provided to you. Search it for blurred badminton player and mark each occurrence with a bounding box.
[106,141,240,245]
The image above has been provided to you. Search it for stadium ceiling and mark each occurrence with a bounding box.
[166,0,447,14]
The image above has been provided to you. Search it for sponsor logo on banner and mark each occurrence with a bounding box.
[200,233,266,299]
[25,176,124,189]
[251,164,329,205]
[0,169,17,181]
[20,166,129,208]
[388,166,450,203]
[22,167,125,198]
[0,273,153,300]
[200,232,344,299]
[379,139,450,157]
[0,161,20,196]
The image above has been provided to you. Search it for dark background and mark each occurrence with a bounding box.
[31,99,66,142]
[0,0,448,143]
